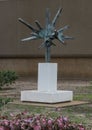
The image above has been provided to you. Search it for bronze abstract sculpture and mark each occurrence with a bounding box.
[19,8,73,62]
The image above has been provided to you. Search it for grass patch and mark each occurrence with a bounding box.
[73,85,92,102]
[74,94,92,101]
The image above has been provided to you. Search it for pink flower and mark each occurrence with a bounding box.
[78,124,85,130]
[79,128,85,130]
[21,110,29,115]
[48,119,53,126]
[63,117,68,122]
[0,126,4,130]
[10,113,14,117]
[3,120,9,126]
[42,119,46,126]
[36,120,40,126]
[33,125,41,130]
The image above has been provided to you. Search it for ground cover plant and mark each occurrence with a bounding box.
[0,97,13,109]
[1,103,91,130]
[0,110,86,130]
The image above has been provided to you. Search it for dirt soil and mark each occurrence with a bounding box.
[0,76,91,99]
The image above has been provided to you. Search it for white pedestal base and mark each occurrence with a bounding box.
[21,90,73,103]
[21,63,73,103]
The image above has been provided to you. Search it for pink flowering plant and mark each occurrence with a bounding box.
[0,111,86,130]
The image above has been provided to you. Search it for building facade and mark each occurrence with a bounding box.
[0,0,92,79]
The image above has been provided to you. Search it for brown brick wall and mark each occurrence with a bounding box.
[0,58,92,79]
[0,0,92,57]
[0,0,92,79]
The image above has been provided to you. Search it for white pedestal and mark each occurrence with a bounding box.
[21,63,73,103]
[38,63,57,92]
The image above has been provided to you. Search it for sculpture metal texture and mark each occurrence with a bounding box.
[19,8,73,62]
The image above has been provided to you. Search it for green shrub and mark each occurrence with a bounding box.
[0,97,13,108]
[0,70,18,89]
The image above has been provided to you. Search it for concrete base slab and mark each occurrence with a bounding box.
[21,90,73,103]
[10,101,88,108]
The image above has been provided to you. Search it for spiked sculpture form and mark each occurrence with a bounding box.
[19,8,73,62]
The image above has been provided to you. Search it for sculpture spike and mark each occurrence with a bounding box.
[58,25,70,33]
[39,41,46,49]
[63,36,74,40]
[35,20,43,30]
[46,8,51,28]
[21,36,38,42]
[18,18,38,32]
[52,8,62,27]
